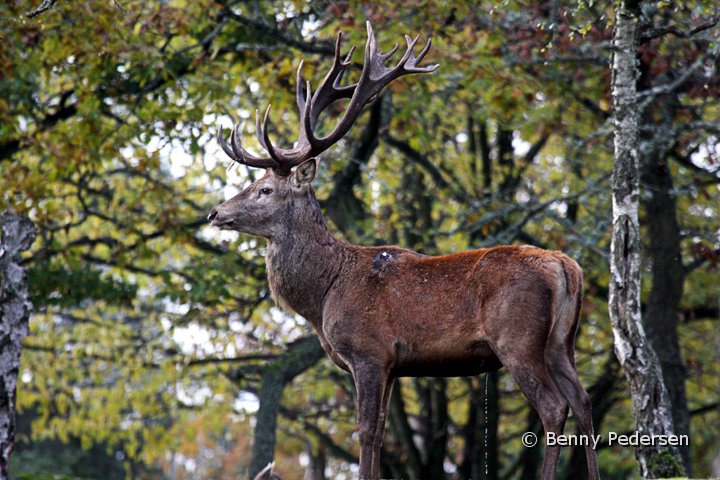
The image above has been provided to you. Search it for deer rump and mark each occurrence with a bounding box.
[320,244,582,380]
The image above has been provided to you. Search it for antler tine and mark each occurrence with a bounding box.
[333,31,344,66]
[217,123,278,169]
[254,110,265,149]
[260,104,283,164]
[365,21,378,59]
[413,37,434,66]
[342,45,356,65]
[379,42,399,63]
[406,36,439,72]
[332,45,356,89]
[296,59,306,114]
[217,125,237,161]
[302,80,316,150]
[298,80,313,145]
[394,34,420,70]
[230,123,244,159]
[218,125,238,161]
[319,33,356,95]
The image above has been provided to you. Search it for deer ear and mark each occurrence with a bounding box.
[291,158,317,188]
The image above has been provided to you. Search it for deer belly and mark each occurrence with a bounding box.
[393,340,502,377]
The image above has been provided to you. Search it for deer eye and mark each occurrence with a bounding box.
[259,187,273,196]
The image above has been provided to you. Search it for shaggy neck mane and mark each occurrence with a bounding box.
[265,188,351,325]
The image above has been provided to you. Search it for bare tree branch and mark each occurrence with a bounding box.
[25,0,57,18]
[221,4,334,56]
[640,19,719,41]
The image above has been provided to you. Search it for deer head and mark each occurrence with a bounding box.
[207,22,438,237]
[206,160,318,238]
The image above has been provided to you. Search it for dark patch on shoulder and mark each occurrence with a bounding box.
[371,250,395,276]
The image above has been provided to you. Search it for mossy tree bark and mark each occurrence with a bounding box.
[0,212,36,479]
[609,2,685,477]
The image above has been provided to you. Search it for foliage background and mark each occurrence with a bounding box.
[1,0,718,479]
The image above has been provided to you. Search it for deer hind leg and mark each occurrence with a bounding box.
[545,275,600,480]
[370,376,395,477]
[545,344,600,480]
[499,356,569,480]
[352,361,389,480]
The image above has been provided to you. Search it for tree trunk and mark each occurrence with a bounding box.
[636,47,691,471]
[248,336,325,479]
[460,379,479,479]
[460,373,499,480]
[306,442,327,480]
[0,212,36,478]
[609,2,685,477]
[640,151,690,472]
[387,383,423,480]
[422,378,448,480]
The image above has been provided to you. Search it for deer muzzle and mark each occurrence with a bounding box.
[207,207,232,228]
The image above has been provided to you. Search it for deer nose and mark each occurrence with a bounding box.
[207,208,219,222]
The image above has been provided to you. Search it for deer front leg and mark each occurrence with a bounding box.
[352,361,389,480]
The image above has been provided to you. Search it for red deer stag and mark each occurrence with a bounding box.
[208,22,600,480]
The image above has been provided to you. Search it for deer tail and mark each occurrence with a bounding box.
[547,255,583,361]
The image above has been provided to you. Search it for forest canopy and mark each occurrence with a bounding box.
[1,1,718,479]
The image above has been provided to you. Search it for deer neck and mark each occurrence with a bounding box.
[265,191,349,326]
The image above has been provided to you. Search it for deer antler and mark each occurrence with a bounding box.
[217,21,438,175]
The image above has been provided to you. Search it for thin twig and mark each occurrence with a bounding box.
[113,0,127,13]
[640,19,719,41]
[25,0,57,18]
